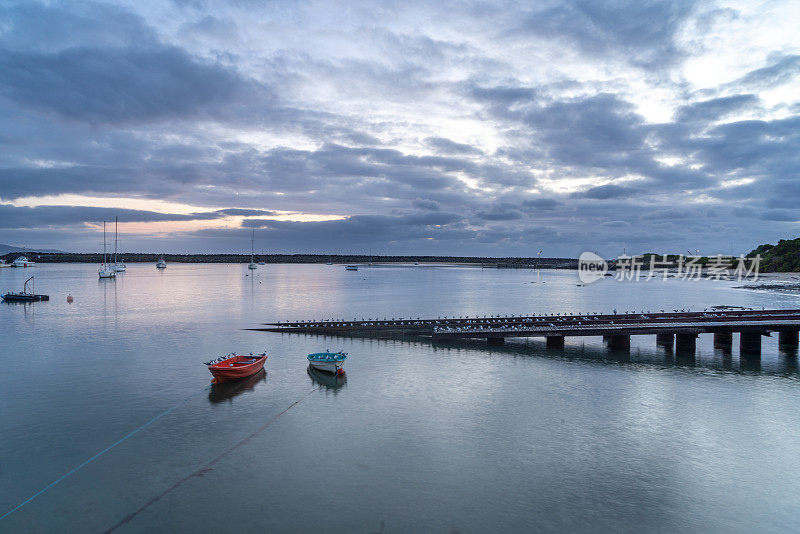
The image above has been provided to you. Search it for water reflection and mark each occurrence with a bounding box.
[208,369,267,403]
[1,299,39,323]
[739,353,762,373]
[373,334,800,378]
[307,365,347,391]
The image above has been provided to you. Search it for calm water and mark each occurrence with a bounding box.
[2,263,800,533]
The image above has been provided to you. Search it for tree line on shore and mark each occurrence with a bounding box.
[0,252,578,267]
[748,238,800,272]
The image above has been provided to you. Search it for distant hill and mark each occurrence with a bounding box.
[0,244,62,254]
[748,238,800,272]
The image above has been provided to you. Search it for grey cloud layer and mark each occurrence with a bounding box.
[0,0,797,255]
[0,204,277,229]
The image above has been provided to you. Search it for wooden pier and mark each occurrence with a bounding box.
[253,309,800,356]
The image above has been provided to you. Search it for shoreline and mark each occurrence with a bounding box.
[0,252,580,268]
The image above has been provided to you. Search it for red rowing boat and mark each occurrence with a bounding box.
[207,352,268,382]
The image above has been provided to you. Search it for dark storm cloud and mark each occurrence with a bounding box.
[216,208,277,217]
[522,94,648,170]
[765,179,800,209]
[0,204,261,229]
[658,114,800,197]
[522,198,561,210]
[734,54,800,88]
[572,184,641,200]
[513,0,698,68]
[0,45,258,124]
[761,209,800,222]
[411,198,441,211]
[469,85,537,105]
[472,88,662,181]
[218,211,473,252]
[242,211,463,231]
[674,94,759,124]
[473,203,524,221]
[0,1,156,52]
[424,137,483,155]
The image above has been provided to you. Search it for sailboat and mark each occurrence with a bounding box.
[258,249,266,265]
[248,230,258,269]
[156,255,167,269]
[98,221,116,279]
[113,217,126,272]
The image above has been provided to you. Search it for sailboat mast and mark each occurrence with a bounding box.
[251,230,255,263]
[103,221,107,265]
[114,216,118,264]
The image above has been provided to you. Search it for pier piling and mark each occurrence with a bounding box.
[675,333,697,354]
[608,335,630,350]
[779,330,799,348]
[713,332,733,348]
[739,332,762,355]
[656,333,674,347]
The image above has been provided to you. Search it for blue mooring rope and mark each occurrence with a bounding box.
[0,386,210,522]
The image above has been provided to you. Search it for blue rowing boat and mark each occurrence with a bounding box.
[307,350,347,375]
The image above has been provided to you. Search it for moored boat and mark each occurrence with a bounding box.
[0,260,10,268]
[112,217,125,272]
[345,265,358,271]
[248,230,258,269]
[156,256,167,269]
[307,350,347,375]
[98,221,116,279]
[206,352,268,382]
[11,256,35,267]
[2,276,48,302]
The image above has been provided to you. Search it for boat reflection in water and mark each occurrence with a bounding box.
[307,365,347,391]
[208,368,267,403]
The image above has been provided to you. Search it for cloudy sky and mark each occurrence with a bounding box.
[1,0,798,256]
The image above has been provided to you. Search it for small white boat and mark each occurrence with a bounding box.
[98,221,116,279]
[307,351,347,375]
[156,256,167,269]
[0,260,10,268]
[114,263,126,272]
[12,256,35,267]
[345,265,358,271]
[248,230,258,269]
